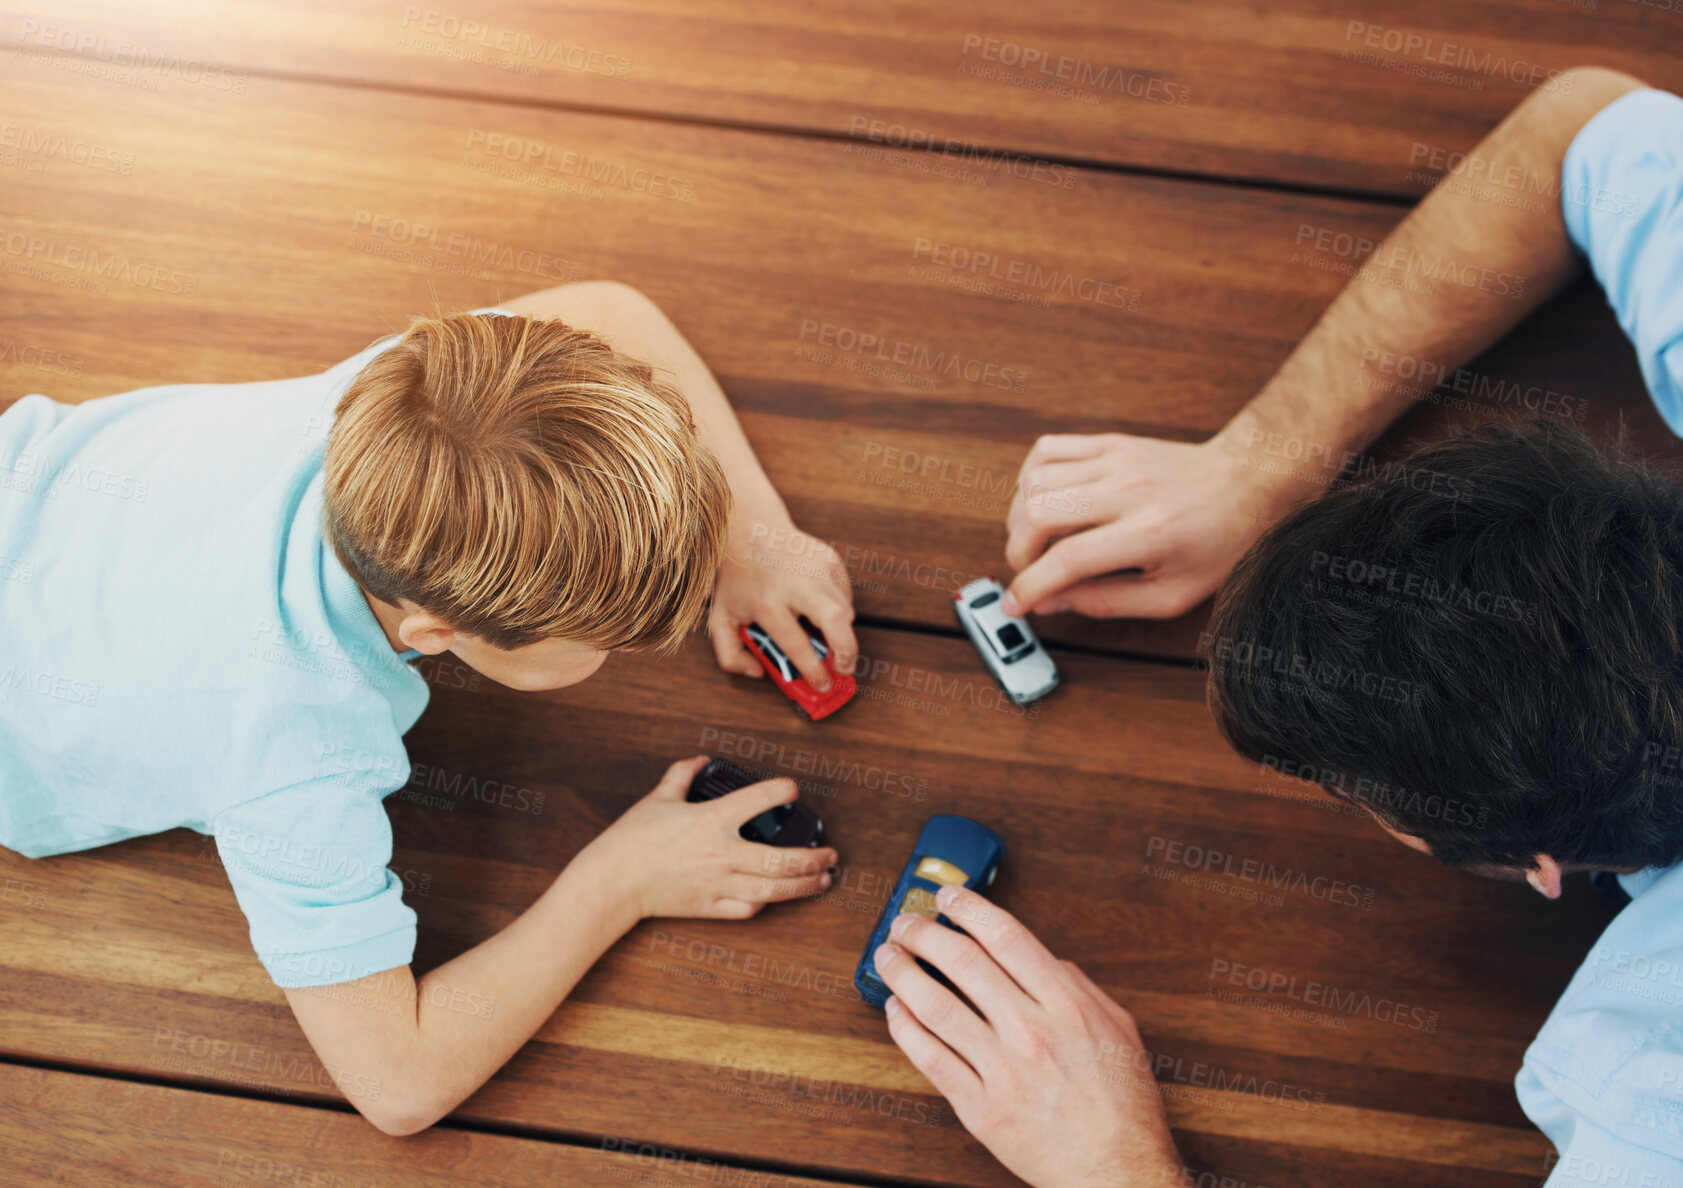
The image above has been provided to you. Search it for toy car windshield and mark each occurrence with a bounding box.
[745,623,799,682]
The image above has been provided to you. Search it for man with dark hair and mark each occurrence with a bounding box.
[866,67,1683,1188]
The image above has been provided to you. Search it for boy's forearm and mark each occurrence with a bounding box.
[512,281,788,536]
[291,839,641,1134]
[401,840,639,1116]
[1212,67,1642,486]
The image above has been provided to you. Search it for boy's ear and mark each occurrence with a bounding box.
[1526,855,1564,900]
[396,610,458,655]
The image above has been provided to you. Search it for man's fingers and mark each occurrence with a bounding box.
[709,617,764,679]
[1023,433,1108,468]
[936,886,1080,1011]
[1006,521,1153,618]
[884,995,984,1106]
[890,913,1029,1025]
[760,606,832,692]
[652,755,711,800]
[1057,574,1204,621]
[874,940,1001,1073]
[1061,959,1138,1036]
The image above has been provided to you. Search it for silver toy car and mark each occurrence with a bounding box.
[953,577,1059,705]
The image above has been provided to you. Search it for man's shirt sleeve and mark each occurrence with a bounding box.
[213,777,417,989]
[1561,88,1683,434]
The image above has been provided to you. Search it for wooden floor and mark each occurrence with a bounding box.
[3,3,1681,1185]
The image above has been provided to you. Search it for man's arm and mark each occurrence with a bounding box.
[1003,65,1648,620]
[282,759,835,1135]
[500,281,857,688]
[875,886,1182,1188]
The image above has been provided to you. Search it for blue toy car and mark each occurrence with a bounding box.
[854,814,1005,1008]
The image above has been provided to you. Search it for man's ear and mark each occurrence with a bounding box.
[1526,855,1564,900]
[396,610,457,655]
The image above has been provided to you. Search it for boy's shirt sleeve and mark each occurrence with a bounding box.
[1560,87,1683,435]
[212,777,417,989]
[1536,1114,1683,1188]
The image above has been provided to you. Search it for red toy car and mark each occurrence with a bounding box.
[740,622,857,721]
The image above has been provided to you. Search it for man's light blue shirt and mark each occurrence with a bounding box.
[0,310,507,988]
[1521,88,1683,1185]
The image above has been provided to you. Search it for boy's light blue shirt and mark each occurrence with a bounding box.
[1521,88,1683,1185]
[0,310,509,989]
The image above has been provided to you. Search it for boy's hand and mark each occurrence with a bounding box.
[876,886,1182,1188]
[591,756,838,921]
[710,511,857,691]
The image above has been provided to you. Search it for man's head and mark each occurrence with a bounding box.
[1206,418,1683,893]
[324,312,730,691]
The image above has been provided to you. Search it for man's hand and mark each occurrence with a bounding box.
[710,510,857,691]
[876,885,1181,1188]
[1002,431,1299,620]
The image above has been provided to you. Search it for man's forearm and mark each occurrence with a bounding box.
[1213,66,1644,495]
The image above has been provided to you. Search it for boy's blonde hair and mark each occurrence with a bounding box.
[324,312,730,652]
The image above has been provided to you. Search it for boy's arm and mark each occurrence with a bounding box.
[283,758,835,1135]
[499,282,857,688]
[1001,65,1647,620]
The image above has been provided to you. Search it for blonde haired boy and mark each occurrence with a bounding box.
[0,281,851,1134]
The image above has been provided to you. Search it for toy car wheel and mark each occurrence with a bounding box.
[795,704,812,722]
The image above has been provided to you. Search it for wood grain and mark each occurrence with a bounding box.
[0,627,1613,1186]
[0,1062,884,1187]
[0,54,1671,664]
[3,0,1682,195]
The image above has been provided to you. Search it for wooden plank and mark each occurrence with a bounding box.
[4,0,1683,195]
[0,626,1608,1186]
[0,53,1670,663]
[0,1062,883,1187]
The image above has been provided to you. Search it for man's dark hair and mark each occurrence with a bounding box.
[1207,418,1683,872]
